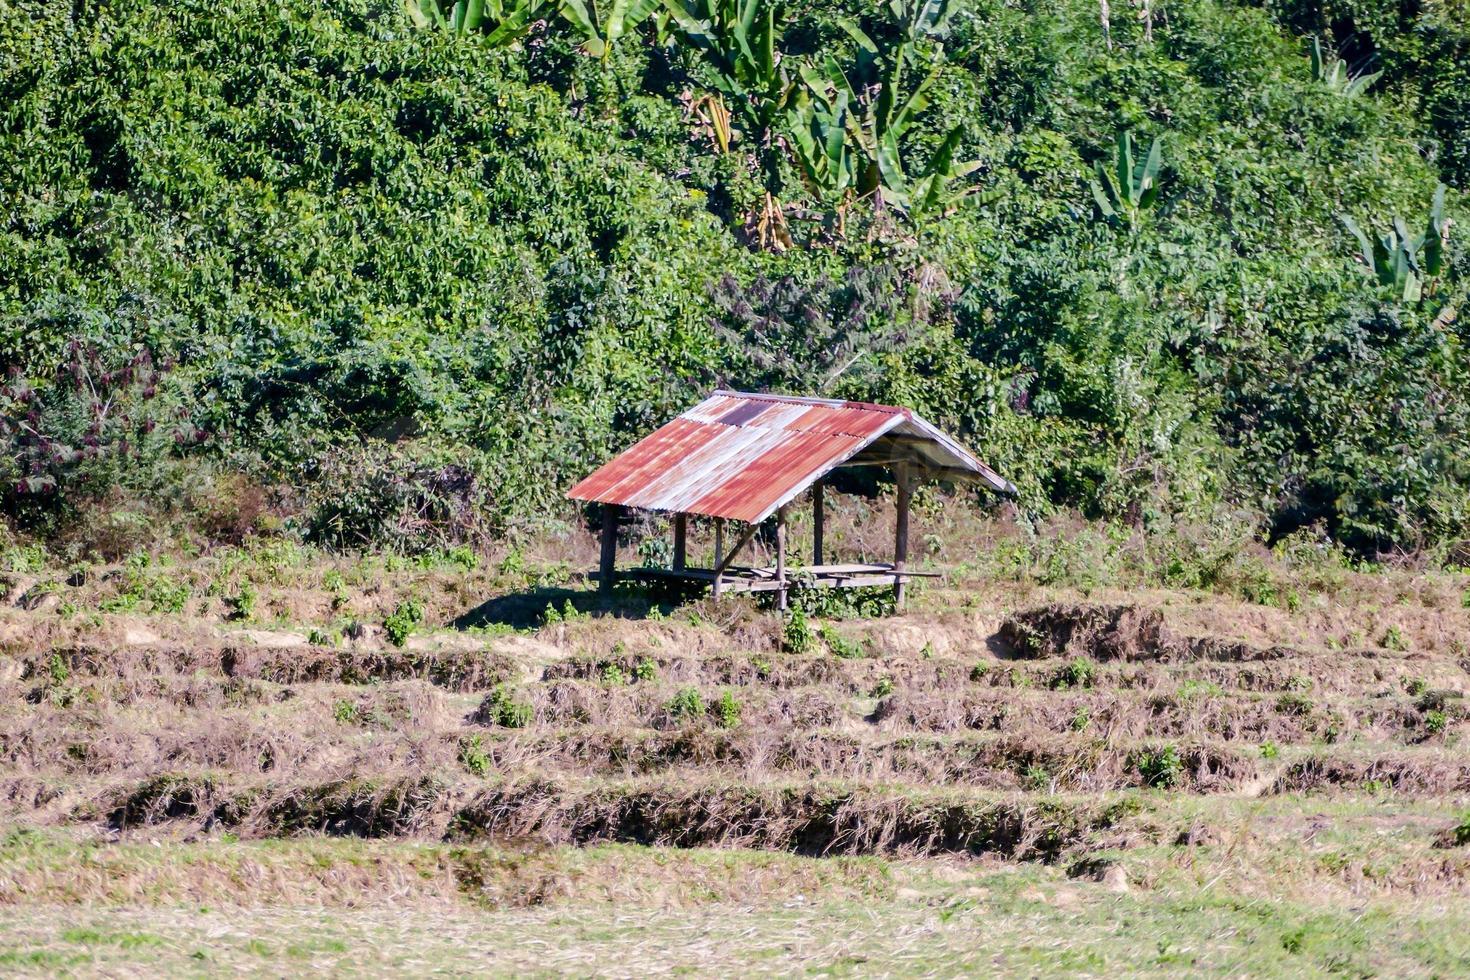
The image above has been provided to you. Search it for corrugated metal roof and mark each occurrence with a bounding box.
[567,390,1015,523]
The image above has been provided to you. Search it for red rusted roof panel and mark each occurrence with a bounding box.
[567,390,1012,521]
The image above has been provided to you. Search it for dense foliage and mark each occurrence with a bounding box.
[0,0,1465,557]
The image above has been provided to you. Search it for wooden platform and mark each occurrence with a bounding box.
[603,563,942,594]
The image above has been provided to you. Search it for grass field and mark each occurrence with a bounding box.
[2,521,1469,975]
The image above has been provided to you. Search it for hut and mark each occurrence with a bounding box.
[567,390,1015,608]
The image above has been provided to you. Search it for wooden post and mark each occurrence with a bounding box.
[712,518,725,598]
[893,464,911,610]
[599,503,620,594]
[673,513,687,571]
[811,479,824,567]
[776,505,789,611]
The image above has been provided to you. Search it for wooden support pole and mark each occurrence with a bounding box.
[893,464,911,610]
[811,480,824,567]
[673,514,687,571]
[599,503,620,594]
[712,518,725,598]
[776,505,789,611]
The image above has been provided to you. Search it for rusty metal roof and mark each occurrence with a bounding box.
[567,390,1015,524]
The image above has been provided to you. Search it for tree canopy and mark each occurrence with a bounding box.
[1,0,1466,556]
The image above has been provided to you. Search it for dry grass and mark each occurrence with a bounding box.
[2,519,1469,973]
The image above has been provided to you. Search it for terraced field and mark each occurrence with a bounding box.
[2,545,1469,975]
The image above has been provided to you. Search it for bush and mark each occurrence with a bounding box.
[305,442,498,555]
[383,599,425,647]
[226,582,257,622]
[783,608,815,655]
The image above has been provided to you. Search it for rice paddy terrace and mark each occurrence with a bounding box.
[2,545,1469,975]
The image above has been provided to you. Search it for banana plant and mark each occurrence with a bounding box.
[881,127,990,221]
[662,0,793,145]
[1308,36,1381,98]
[1089,130,1162,228]
[405,0,551,46]
[795,6,982,221]
[889,0,963,43]
[817,21,938,199]
[558,0,661,57]
[786,82,857,205]
[663,0,795,247]
[1340,185,1451,304]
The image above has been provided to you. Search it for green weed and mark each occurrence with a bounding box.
[715,690,742,727]
[459,734,491,776]
[821,623,866,659]
[783,608,814,655]
[669,686,705,721]
[482,685,533,728]
[1051,657,1095,690]
[383,598,424,646]
[1136,744,1183,789]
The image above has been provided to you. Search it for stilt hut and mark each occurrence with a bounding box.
[567,390,1015,608]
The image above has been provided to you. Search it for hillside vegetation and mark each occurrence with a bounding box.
[2,0,1468,561]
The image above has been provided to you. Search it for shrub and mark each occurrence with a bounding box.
[0,338,201,532]
[870,676,894,699]
[1177,680,1224,701]
[969,662,990,682]
[1276,692,1314,716]
[226,582,257,621]
[1425,710,1449,735]
[633,658,658,682]
[304,441,497,555]
[601,663,627,686]
[1260,741,1280,760]
[782,608,814,655]
[383,598,425,647]
[820,623,866,659]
